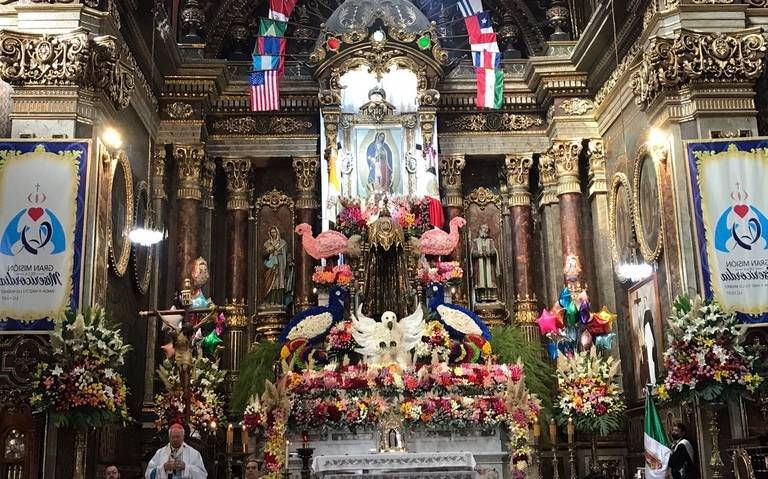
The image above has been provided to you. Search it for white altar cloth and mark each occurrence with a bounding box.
[311,452,476,477]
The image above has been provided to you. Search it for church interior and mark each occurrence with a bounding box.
[1,0,768,478]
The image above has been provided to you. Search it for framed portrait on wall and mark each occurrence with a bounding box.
[355,127,403,196]
[627,273,664,400]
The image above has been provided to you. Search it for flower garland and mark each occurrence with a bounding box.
[335,196,432,239]
[30,309,131,429]
[291,395,388,432]
[154,357,226,433]
[555,347,625,436]
[657,295,763,403]
[312,264,354,291]
[400,395,508,429]
[420,262,464,287]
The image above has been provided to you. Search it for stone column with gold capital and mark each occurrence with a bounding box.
[586,140,616,311]
[552,139,585,289]
[293,156,320,312]
[505,154,539,339]
[538,154,562,306]
[174,144,204,287]
[439,154,468,305]
[222,159,251,373]
[199,157,216,265]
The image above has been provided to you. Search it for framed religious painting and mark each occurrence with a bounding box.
[627,273,664,400]
[108,150,134,277]
[131,181,153,295]
[252,189,295,311]
[354,126,404,197]
[608,171,634,268]
[632,144,664,263]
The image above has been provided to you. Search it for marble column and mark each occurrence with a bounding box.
[199,157,216,269]
[223,159,250,374]
[174,144,204,287]
[505,155,539,340]
[586,140,615,311]
[552,139,585,289]
[439,154,468,306]
[293,156,320,312]
[538,154,561,306]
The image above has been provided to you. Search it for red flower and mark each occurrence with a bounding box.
[595,403,607,416]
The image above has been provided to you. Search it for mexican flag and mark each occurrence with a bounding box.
[644,391,671,479]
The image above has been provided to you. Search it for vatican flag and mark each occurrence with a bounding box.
[644,390,671,479]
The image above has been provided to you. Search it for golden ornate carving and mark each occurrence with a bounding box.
[90,35,135,110]
[200,158,215,210]
[444,113,543,132]
[551,139,583,196]
[418,109,436,149]
[174,144,204,201]
[608,172,633,268]
[514,294,538,324]
[108,150,134,278]
[631,28,768,109]
[165,101,193,119]
[595,40,642,107]
[587,139,607,197]
[132,181,154,295]
[632,144,665,263]
[253,311,288,342]
[560,98,594,116]
[438,154,465,207]
[0,28,89,85]
[254,188,294,213]
[505,155,534,207]
[226,298,248,328]
[211,116,314,135]
[292,156,319,210]
[538,154,558,207]
[223,158,251,211]
[151,145,167,200]
[463,187,500,211]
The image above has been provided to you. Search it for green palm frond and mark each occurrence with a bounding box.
[231,341,282,413]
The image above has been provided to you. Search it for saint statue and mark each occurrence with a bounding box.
[471,224,499,303]
[366,132,393,192]
[261,226,292,306]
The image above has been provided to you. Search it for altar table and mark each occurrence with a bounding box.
[311,451,477,478]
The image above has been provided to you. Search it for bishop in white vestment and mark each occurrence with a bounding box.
[145,424,207,479]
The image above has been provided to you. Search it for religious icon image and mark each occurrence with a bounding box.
[261,226,293,306]
[367,132,393,191]
[471,224,499,303]
[628,274,663,399]
[356,127,402,196]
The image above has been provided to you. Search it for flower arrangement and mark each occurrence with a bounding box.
[311,264,354,291]
[400,395,508,429]
[555,347,625,436]
[335,199,369,239]
[154,357,226,433]
[258,378,293,479]
[243,395,266,436]
[415,321,451,362]
[291,395,388,432]
[420,262,464,287]
[335,195,433,239]
[326,321,357,354]
[29,309,131,429]
[656,295,763,403]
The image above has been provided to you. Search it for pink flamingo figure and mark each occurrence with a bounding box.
[294,223,348,260]
[419,216,466,257]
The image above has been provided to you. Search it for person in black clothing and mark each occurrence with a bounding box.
[669,422,699,479]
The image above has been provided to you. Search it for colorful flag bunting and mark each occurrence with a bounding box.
[252,54,280,71]
[258,18,288,37]
[249,70,280,111]
[464,11,494,39]
[469,32,499,52]
[456,0,483,18]
[476,68,503,109]
[472,50,501,69]
[269,0,298,22]
[257,36,287,56]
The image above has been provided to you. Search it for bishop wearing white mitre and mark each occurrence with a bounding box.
[145,424,207,479]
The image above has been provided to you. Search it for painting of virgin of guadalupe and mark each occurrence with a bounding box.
[356,127,402,196]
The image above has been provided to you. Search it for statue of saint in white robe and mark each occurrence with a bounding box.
[145,442,207,479]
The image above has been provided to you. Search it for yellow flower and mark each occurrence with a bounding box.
[713,371,723,382]
[656,384,669,401]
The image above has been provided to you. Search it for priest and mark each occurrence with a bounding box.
[145,423,207,479]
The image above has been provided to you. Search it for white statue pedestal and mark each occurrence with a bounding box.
[311,451,476,478]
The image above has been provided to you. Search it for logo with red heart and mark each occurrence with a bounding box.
[27,207,44,222]
[733,204,749,218]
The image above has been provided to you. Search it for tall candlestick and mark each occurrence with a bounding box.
[533,417,541,439]
[242,424,249,454]
[567,417,574,444]
[226,423,233,453]
[549,418,557,443]
[286,440,290,472]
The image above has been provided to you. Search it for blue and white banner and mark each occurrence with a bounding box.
[687,138,768,323]
[0,141,89,331]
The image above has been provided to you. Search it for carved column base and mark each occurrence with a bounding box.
[254,308,289,343]
[224,299,248,386]
[475,302,508,329]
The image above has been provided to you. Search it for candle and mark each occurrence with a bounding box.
[567,417,575,443]
[533,417,541,439]
[226,423,233,453]
[549,418,557,443]
[242,424,249,454]
[302,431,309,448]
[285,440,290,469]
[210,420,217,433]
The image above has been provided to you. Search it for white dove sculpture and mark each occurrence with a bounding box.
[352,303,425,367]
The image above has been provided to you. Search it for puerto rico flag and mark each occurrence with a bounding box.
[472,50,500,69]
[249,71,280,111]
[269,0,297,22]
[476,68,503,109]
[465,12,494,39]
[456,0,483,18]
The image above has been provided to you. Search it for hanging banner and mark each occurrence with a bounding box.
[0,141,89,332]
[687,138,768,323]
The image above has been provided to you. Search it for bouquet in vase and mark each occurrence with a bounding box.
[29,309,132,429]
[312,264,354,292]
[657,294,763,403]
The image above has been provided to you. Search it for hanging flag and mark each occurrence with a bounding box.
[252,54,280,71]
[472,50,501,69]
[456,0,483,18]
[258,18,288,37]
[249,70,280,112]
[469,32,499,52]
[464,11,494,39]
[257,36,287,56]
[476,68,503,109]
[644,391,671,479]
[269,0,298,22]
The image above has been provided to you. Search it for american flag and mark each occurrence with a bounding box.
[249,71,279,111]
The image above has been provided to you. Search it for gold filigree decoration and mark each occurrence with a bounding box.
[631,144,664,263]
[108,150,134,278]
[445,113,543,132]
[211,116,313,135]
[174,144,204,200]
[223,158,251,210]
[595,41,643,107]
[0,28,90,85]
[608,172,633,268]
[90,35,135,110]
[439,154,465,208]
[505,155,533,207]
[254,188,294,213]
[551,139,583,196]
[293,156,319,210]
[587,139,607,197]
[560,98,594,116]
[631,28,768,110]
[165,101,193,119]
[538,154,558,208]
[463,187,500,211]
